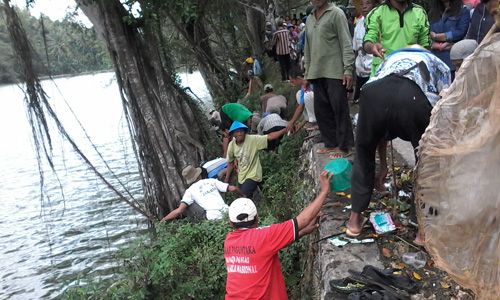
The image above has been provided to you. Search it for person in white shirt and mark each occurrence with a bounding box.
[287,66,318,132]
[352,0,378,103]
[161,165,243,221]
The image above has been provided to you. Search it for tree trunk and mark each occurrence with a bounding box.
[76,0,215,219]
[244,2,266,58]
[164,2,242,106]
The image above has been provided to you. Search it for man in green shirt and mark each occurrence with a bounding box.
[304,0,355,157]
[224,121,287,198]
[217,103,253,157]
[363,0,430,75]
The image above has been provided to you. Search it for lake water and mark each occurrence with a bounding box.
[0,71,210,299]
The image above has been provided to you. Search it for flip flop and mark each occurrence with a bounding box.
[330,278,367,294]
[346,217,368,237]
[329,151,353,159]
[347,270,410,300]
[360,265,420,294]
[412,238,425,247]
[317,147,338,154]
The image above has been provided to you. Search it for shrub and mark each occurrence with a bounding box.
[63,132,309,299]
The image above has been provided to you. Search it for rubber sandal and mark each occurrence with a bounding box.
[360,265,420,294]
[317,147,338,154]
[346,217,368,237]
[412,237,425,247]
[329,151,353,159]
[348,289,398,300]
[330,278,367,294]
[347,270,410,300]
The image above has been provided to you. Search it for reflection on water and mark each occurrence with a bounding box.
[0,71,210,299]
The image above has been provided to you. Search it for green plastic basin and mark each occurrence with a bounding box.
[324,158,352,191]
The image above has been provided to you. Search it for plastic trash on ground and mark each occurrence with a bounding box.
[369,212,396,234]
[402,252,427,269]
[328,236,375,247]
[414,31,500,299]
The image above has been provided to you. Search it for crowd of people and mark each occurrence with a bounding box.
[161,0,499,298]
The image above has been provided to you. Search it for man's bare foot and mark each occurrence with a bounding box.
[346,212,364,237]
[413,230,425,246]
[375,167,388,191]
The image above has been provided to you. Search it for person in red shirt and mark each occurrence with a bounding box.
[224,171,332,299]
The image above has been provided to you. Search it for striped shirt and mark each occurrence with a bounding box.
[272,29,291,55]
[257,114,288,135]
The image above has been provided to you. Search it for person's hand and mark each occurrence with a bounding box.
[286,121,294,134]
[430,31,437,41]
[342,74,353,90]
[370,43,385,58]
[319,170,332,193]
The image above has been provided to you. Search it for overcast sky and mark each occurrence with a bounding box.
[10,0,91,25]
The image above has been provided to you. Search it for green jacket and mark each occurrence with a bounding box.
[364,1,430,75]
[304,3,355,80]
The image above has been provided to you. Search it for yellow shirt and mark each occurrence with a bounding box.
[226,135,268,184]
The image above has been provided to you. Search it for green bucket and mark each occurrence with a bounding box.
[324,158,352,191]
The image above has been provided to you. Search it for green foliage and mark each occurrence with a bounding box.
[62,129,311,299]
[0,8,112,84]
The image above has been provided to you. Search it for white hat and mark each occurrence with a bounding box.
[264,83,273,92]
[450,39,478,61]
[229,198,257,223]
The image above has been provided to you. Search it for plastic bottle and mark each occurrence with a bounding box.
[402,251,427,269]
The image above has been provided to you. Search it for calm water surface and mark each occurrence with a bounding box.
[0,71,210,299]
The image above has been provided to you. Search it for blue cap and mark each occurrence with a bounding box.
[229,121,248,133]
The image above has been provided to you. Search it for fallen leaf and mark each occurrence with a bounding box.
[336,192,347,197]
[427,259,435,268]
[382,247,392,258]
[347,194,352,199]
[440,281,451,289]
[412,271,422,281]
[391,262,407,269]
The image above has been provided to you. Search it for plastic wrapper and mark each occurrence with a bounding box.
[414,32,500,299]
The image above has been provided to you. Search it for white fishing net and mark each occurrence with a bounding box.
[415,31,500,300]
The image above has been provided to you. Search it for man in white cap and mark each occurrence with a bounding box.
[260,83,288,117]
[160,165,243,222]
[224,171,332,299]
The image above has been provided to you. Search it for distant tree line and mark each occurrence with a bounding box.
[0,8,112,84]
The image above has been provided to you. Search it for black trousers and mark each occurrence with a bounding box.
[311,78,354,151]
[351,75,432,213]
[263,126,286,151]
[354,75,369,101]
[240,179,261,199]
[277,54,291,81]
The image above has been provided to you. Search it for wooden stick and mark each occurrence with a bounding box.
[389,140,398,199]
[395,235,421,251]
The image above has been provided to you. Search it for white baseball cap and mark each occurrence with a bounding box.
[229,198,257,223]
